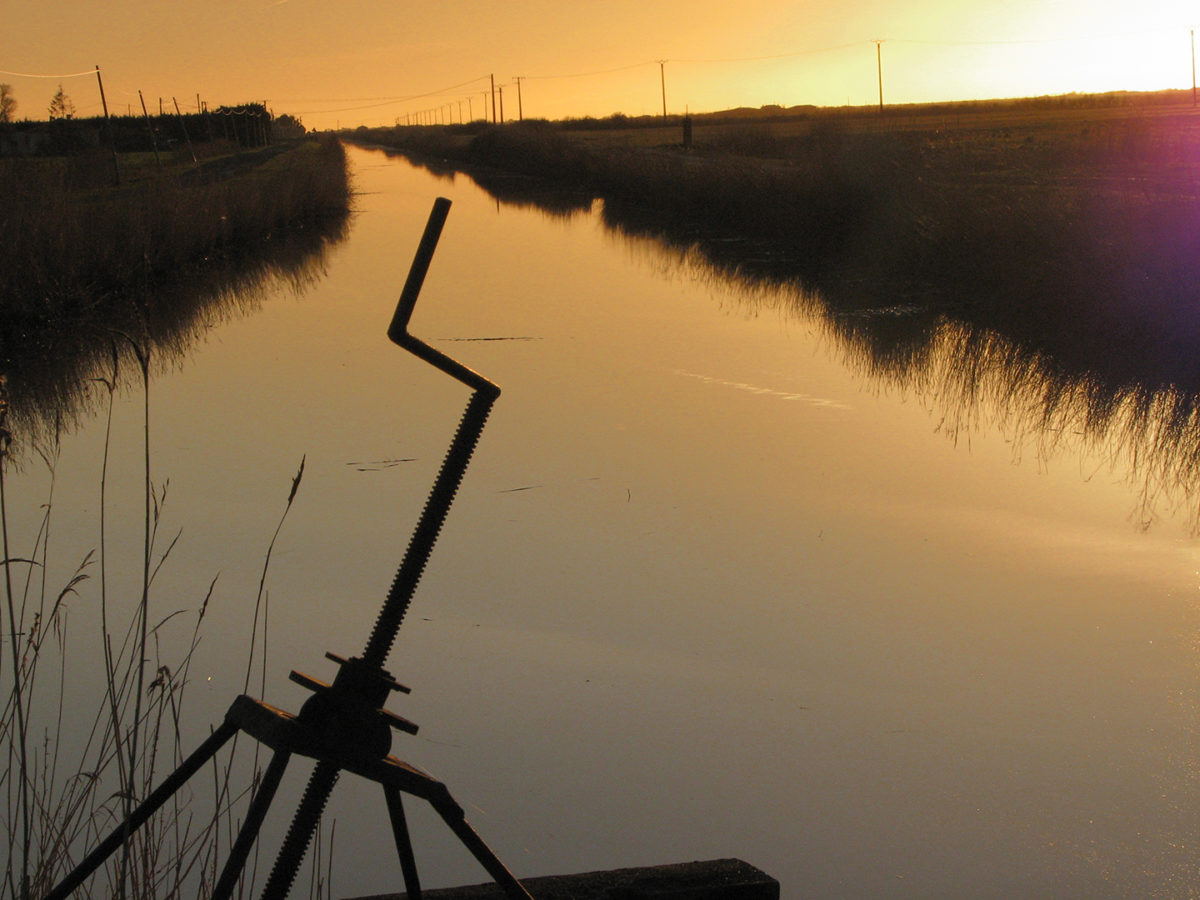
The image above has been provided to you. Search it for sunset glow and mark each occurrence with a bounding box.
[5,0,1199,129]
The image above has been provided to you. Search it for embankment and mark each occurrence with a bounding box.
[0,135,353,443]
[348,115,1200,395]
[0,135,351,319]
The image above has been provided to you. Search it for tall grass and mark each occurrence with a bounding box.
[0,335,324,899]
[351,111,1200,316]
[365,114,1200,396]
[0,136,351,324]
[0,133,348,899]
[0,141,350,464]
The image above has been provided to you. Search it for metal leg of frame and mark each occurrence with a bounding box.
[45,721,239,900]
[426,789,532,900]
[211,749,293,900]
[384,785,423,899]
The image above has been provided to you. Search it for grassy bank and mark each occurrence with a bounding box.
[349,105,1200,394]
[0,135,351,323]
[0,136,352,449]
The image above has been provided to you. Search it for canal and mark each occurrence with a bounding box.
[11,144,1200,898]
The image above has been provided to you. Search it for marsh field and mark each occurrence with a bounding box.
[11,94,1200,899]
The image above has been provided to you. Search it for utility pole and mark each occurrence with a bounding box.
[138,89,161,167]
[490,74,496,123]
[172,97,197,162]
[498,84,505,123]
[658,60,667,116]
[94,65,120,185]
[874,41,884,113]
[468,95,474,121]
[514,76,524,120]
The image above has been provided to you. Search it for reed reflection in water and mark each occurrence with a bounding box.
[1,211,350,457]
[578,190,1200,536]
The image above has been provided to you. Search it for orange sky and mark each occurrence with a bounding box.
[5,0,1199,130]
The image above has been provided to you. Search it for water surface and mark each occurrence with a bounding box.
[12,145,1200,898]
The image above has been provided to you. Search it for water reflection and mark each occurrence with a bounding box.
[399,151,594,220]
[610,213,1200,532]
[2,213,350,455]
[466,169,594,220]
[426,153,1200,533]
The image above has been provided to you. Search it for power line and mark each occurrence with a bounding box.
[0,68,96,79]
[16,20,1196,127]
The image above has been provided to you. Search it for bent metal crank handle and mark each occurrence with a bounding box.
[363,197,501,670]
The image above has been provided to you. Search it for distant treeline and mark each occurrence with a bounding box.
[0,103,306,157]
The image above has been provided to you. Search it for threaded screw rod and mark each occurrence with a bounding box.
[365,194,501,668]
[258,761,339,900]
[364,388,495,668]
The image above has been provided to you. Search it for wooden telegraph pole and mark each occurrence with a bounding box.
[659,60,667,116]
[94,65,120,185]
[490,74,497,123]
[875,41,884,113]
[172,97,197,162]
[138,90,161,167]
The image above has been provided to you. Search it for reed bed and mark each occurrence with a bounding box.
[352,108,1200,397]
[0,348,325,899]
[0,136,351,322]
[353,108,1200,532]
[0,134,351,459]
